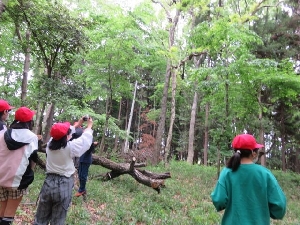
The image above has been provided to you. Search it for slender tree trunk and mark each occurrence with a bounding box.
[33,101,45,135]
[295,145,300,173]
[137,105,141,149]
[113,100,122,152]
[154,6,181,165]
[124,81,138,153]
[154,63,171,163]
[14,25,31,103]
[43,102,55,142]
[187,91,198,164]
[258,88,266,166]
[121,99,129,151]
[99,96,110,154]
[217,143,221,178]
[164,70,177,163]
[281,134,286,171]
[20,30,31,103]
[203,102,210,166]
[280,104,286,171]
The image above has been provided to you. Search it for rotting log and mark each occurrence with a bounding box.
[37,145,171,194]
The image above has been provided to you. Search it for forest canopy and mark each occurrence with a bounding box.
[0,0,299,172]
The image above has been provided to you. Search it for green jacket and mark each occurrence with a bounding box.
[211,164,286,225]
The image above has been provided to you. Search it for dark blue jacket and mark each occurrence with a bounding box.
[71,127,94,164]
[79,144,94,164]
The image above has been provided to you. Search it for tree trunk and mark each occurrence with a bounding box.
[281,134,286,171]
[203,102,209,166]
[136,105,141,149]
[187,91,198,164]
[154,5,181,165]
[33,101,45,135]
[295,145,300,173]
[20,30,31,103]
[43,102,55,142]
[280,104,286,171]
[124,81,138,153]
[113,99,123,153]
[99,96,110,154]
[164,70,177,163]
[154,63,171,164]
[217,143,221,178]
[258,88,266,166]
[14,24,31,103]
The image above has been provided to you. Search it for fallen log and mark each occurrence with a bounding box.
[91,155,171,193]
[37,145,171,194]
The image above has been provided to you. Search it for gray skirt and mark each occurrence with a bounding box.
[33,173,74,225]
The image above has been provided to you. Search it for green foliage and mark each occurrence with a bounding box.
[1,0,300,171]
[146,108,161,121]
[262,60,300,103]
[7,0,89,78]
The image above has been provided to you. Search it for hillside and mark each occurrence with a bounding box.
[15,161,300,224]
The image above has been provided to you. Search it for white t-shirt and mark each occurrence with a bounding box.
[46,128,93,177]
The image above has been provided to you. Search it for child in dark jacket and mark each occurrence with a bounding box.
[71,127,98,197]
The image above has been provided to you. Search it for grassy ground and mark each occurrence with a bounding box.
[15,161,300,225]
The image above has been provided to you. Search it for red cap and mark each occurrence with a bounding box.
[50,122,71,140]
[232,134,264,150]
[0,100,14,112]
[15,107,35,122]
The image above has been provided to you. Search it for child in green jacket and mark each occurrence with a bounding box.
[211,134,286,225]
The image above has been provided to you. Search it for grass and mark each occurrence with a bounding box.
[14,160,300,225]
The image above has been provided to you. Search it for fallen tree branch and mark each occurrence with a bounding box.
[92,155,171,194]
[37,144,171,194]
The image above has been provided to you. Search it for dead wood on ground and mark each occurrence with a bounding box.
[37,145,171,193]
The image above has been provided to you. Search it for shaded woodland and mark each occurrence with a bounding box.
[0,0,300,173]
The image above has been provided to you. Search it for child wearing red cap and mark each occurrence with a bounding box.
[0,107,39,225]
[34,116,93,225]
[0,100,14,131]
[211,134,286,225]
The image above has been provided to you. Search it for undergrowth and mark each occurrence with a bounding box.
[15,160,300,225]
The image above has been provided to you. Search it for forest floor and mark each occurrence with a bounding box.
[14,160,300,225]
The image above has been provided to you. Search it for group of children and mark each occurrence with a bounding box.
[0,99,287,225]
[0,100,95,225]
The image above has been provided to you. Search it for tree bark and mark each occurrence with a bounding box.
[203,102,209,166]
[258,88,266,166]
[43,103,55,142]
[124,81,138,153]
[20,30,31,103]
[280,104,286,172]
[99,96,110,154]
[33,101,44,135]
[187,91,198,164]
[281,134,286,172]
[113,99,122,153]
[164,70,176,163]
[295,145,300,173]
[154,3,181,165]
